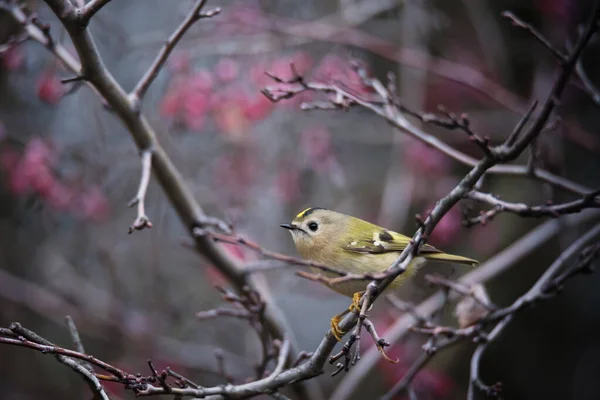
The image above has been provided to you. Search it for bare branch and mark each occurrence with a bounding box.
[501,11,567,62]
[81,0,112,23]
[425,275,496,311]
[129,0,221,106]
[194,229,395,283]
[469,225,600,399]
[497,3,600,161]
[466,188,600,219]
[5,323,111,400]
[262,66,592,196]
[64,316,94,372]
[128,149,153,234]
[32,1,300,384]
[427,106,493,156]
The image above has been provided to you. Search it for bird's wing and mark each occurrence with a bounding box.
[343,229,442,254]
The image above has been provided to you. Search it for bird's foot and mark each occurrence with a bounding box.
[330,314,347,342]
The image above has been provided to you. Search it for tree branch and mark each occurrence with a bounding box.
[466,188,600,219]
[329,209,600,400]
[128,149,153,233]
[129,0,221,107]
[5,323,111,400]
[81,0,112,23]
[501,11,567,62]
[468,225,600,399]
[31,1,306,394]
[263,69,592,196]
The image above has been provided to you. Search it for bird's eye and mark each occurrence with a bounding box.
[308,221,319,232]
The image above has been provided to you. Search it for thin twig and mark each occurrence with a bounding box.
[129,0,221,106]
[263,71,591,196]
[466,189,600,219]
[194,229,393,283]
[65,315,93,372]
[501,11,567,62]
[128,149,153,234]
[5,323,111,400]
[468,225,600,399]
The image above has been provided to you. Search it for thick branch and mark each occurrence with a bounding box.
[36,0,301,388]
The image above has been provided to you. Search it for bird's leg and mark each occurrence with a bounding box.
[349,291,365,313]
[330,309,350,342]
[330,291,367,341]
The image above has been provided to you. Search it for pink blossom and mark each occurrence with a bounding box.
[189,69,214,93]
[77,186,110,223]
[8,164,30,195]
[300,126,336,172]
[37,70,65,105]
[428,205,461,247]
[168,51,191,74]
[404,141,450,176]
[215,58,240,83]
[28,164,56,196]
[1,45,24,71]
[243,93,273,121]
[44,182,74,211]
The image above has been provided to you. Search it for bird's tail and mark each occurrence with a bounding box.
[424,252,479,266]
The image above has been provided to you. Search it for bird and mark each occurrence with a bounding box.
[281,207,478,341]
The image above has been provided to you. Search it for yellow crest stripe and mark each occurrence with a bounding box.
[296,207,313,218]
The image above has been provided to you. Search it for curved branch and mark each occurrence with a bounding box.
[81,0,112,23]
[37,0,297,382]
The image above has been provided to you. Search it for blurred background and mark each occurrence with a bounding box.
[1,0,600,399]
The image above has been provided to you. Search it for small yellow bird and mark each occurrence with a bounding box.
[281,207,478,340]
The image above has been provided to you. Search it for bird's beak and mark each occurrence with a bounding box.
[280,223,297,230]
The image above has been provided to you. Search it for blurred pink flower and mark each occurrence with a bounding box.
[77,186,110,223]
[314,55,372,96]
[428,205,461,247]
[243,92,273,121]
[215,58,240,83]
[23,137,56,167]
[183,91,209,131]
[168,51,191,74]
[28,164,55,196]
[1,44,24,71]
[404,141,451,176]
[44,182,74,211]
[189,69,214,92]
[300,125,336,172]
[212,89,250,141]
[250,61,271,87]
[8,163,30,195]
[37,70,65,105]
